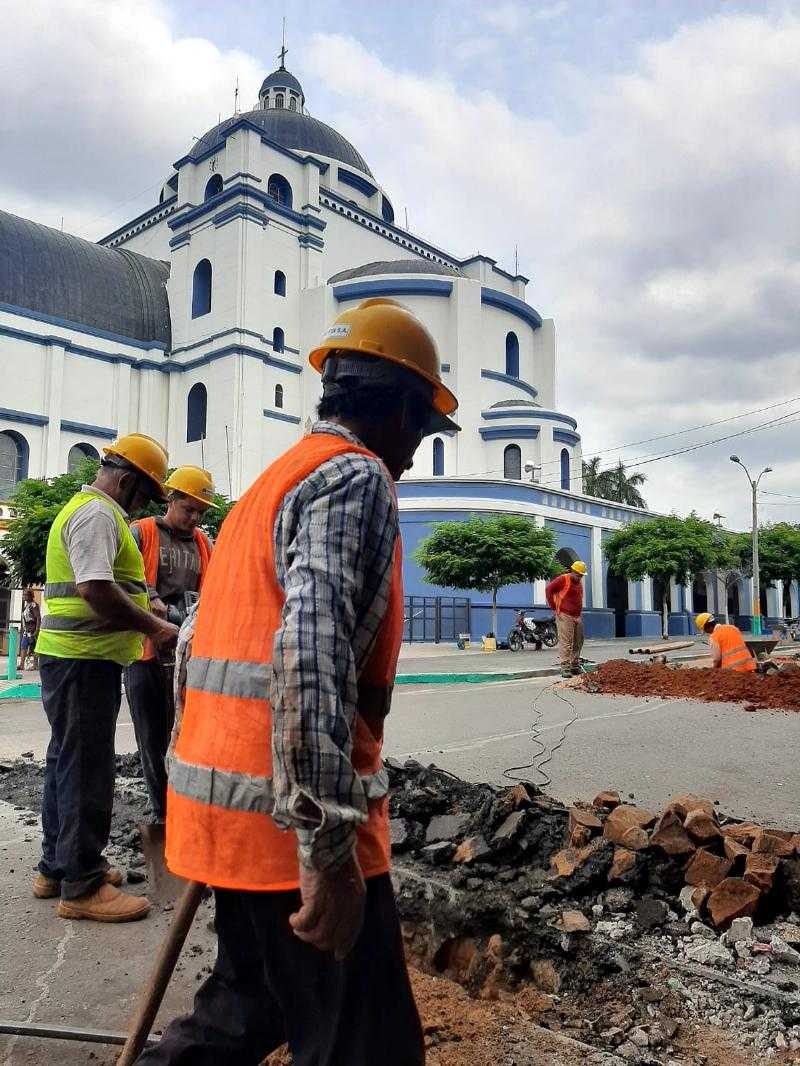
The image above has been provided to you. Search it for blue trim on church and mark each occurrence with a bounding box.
[479,425,540,440]
[480,369,538,399]
[337,168,378,198]
[0,406,48,428]
[60,419,116,440]
[481,288,543,330]
[333,279,453,302]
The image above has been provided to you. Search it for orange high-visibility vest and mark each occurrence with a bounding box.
[165,433,403,892]
[131,517,211,661]
[710,624,756,672]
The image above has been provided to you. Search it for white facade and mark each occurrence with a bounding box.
[0,61,581,503]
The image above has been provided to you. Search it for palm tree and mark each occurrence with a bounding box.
[582,457,647,509]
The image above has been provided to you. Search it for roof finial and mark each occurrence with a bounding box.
[278,17,288,68]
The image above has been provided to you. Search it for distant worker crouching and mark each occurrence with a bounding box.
[695,613,756,672]
[125,466,214,827]
[546,560,587,678]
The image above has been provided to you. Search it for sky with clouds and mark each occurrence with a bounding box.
[2,0,799,529]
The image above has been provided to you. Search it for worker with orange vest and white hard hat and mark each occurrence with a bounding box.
[695,613,756,672]
[124,466,215,829]
[138,299,459,1066]
[546,559,588,677]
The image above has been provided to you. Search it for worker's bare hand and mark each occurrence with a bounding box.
[289,855,365,960]
[150,597,168,620]
[150,619,180,651]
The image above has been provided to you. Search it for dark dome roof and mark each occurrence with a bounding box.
[260,67,303,97]
[188,108,373,177]
[329,259,463,283]
[0,210,170,346]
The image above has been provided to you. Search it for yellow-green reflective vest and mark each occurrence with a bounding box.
[36,491,149,666]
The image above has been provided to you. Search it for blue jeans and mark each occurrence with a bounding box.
[39,655,121,899]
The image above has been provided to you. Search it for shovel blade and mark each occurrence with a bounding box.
[138,822,184,902]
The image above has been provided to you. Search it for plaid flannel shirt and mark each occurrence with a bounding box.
[269,422,398,872]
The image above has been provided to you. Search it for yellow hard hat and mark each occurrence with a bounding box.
[102,433,169,500]
[695,612,715,631]
[164,465,217,508]
[309,298,458,418]
[571,560,588,575]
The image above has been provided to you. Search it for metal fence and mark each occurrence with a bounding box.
[403,596,471,643]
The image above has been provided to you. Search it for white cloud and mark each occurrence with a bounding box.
[303,14,800,526]
[481,1,567,33]
[0,0,263,235]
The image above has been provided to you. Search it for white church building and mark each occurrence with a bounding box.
[1,58,795,641]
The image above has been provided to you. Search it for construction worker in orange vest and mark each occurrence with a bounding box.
[124,467,215,829]
[546,560,588,677]
[137,299,459,1066]
[695,613,756,672]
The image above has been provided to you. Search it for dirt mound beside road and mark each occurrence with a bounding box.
[582,659,800,711]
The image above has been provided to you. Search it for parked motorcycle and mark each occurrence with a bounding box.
[507,612,558,651]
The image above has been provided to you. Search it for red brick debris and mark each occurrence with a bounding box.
[581,658,800,711]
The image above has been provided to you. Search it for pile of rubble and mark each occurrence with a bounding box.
[388,760,800,1062]
[580,660,800,711]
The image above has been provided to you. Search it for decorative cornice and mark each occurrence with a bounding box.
[60,419,117,440]
[333,279,453,302]
[480,369,538,399]
[480,287,542,329]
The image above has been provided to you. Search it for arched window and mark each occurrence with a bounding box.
[505,332,519,378]
[191,259,212,318]
[432,437,444,476]
[267,174,292,209]
[274,270,286,297]
[0,431,29,500]
[187,382,208,443]
[503,444,521,480]
[272,327,285,353]
[67,442,99,474]
[560,448,570,490]
[275,93,285,109]
[204,173,223,200]
[289,97,297,111]
[275,384,284,409]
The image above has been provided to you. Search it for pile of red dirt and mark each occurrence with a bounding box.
[582,659,800,711]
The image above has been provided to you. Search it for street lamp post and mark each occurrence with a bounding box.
[730,456,772,636]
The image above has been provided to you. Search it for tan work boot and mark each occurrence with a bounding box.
[57,882,150,922]
[33,867,124,899]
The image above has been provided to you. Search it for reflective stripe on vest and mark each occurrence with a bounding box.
[721,645,753,669]
[44,580,148,599]
[167,753,389,814]
[187,656,273,700]
[40,615,118,633]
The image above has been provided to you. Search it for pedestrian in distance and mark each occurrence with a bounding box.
[18,588,40,671]
[125,466,214,828]
[33,434,179,923]
[546,560,587,677]
[695,612,756,672]
[137,298,460,1066]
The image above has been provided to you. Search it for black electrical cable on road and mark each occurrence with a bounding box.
[502,677,580,790]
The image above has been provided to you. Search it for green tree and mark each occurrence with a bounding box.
[414,515,558,636]
[603,515,730,637]
[582,457,647,509]
[1,460,235,588]
[729,523,800,590]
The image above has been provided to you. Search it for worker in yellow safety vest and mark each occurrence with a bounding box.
[34,434,179,923]
[137,299,459,1066]
[695,613,756,672]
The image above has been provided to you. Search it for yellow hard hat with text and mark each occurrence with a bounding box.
[308,298,458,416]
[164,466,217,508]
[695,612,715,631]
[103,433,169,499]
[571,560,588,575]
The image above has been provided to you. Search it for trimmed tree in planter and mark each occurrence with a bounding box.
[414,515,558,638]
[602,514,736,638]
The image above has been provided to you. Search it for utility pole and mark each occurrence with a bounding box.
[730,455,771,636]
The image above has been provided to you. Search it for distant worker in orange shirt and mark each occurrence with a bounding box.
[695,613,756,672]
[546,560,587,677]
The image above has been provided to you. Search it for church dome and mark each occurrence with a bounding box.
[329,259,463,283]
[188,62,372,177]
[188,108,372,178]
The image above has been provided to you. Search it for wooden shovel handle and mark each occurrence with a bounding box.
[117,879,206,1065]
